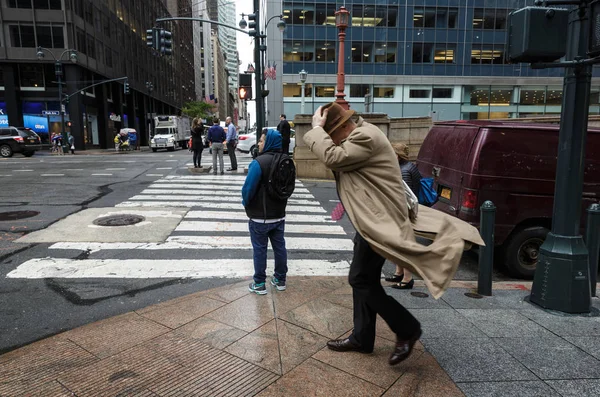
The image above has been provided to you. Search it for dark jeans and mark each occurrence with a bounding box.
[227,141,238,169]
[281,139,290,155]
[348,233,421,352]
[193,149,202,167]
[249,220,287,284]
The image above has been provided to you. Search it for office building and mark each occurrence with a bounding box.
[266,0,600,124]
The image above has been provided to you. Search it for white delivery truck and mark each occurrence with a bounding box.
[150,115,191,152]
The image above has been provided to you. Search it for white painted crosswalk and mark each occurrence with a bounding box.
[8,166,354,281]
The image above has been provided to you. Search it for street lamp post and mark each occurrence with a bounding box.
[36,47,77,146]
[334,6,350,110]
[299,69,308,114]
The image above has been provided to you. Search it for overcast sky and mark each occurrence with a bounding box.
[235,0,257,121]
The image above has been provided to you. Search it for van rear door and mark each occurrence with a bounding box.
[416,123,481,216]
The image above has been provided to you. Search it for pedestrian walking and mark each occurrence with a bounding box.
[52,132,64,155]
[242,129,296,295]
[385,142,422,290]
[304,102,465,366]
[225,116,238,171]
[207,118,226,175]
[190,118,204,168]
[277,114,291,154]
[68,133,75,155]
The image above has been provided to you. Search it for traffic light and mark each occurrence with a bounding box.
[124,82,130,95]
[159,29,173,55]
[146,29,154,48]
[248,13,257,37]
[239,86,251,100]
[62,93,69,105]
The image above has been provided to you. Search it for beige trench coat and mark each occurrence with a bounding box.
[304,118,482,299]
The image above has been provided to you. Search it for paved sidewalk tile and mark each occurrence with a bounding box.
[441,289,532,310]
[458,381,560,397]
[174,317,248,349]
[497,336,600,379]
[564,336,600,360]
[545,379,600,397]
[383,353,465,397]
[278,298,354,339]
[519,308,600,337]
[136,295,225,328]
[385,287,452,309]
[457,309,554,338]
[205,292,275,332]
[411,309,487,339]
[256,358,383,397]
[422,338,537,382]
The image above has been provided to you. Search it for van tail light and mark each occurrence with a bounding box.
[13,136,24,143]
[239,136,248,140]
[460,189,478,214]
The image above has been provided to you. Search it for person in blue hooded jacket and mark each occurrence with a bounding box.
[242,129,289,295]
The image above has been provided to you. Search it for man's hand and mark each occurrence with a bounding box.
[312,106,328,129]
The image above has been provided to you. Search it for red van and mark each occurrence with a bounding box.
[416,120,600,278]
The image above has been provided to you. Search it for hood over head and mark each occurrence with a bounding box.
[261,129,282,153]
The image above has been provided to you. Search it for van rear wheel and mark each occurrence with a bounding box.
[504,226,549,279]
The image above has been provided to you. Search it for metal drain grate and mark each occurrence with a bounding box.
[0,210,40,221]
[410,292,429,298]
[93,214,145,227]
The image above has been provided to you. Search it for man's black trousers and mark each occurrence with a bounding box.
[348,233,421,352]
[281,138,290,155]
[227,141,238,170]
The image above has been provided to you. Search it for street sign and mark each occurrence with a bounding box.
[246,64,255,73]
[42,110,60,116]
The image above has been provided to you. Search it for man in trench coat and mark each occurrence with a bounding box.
[304,102,467,366]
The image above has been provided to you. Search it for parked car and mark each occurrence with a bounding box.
[416,120,600,279]
[0,127,42,158]
[237,128,296,155]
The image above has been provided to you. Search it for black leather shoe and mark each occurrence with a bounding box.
[326,338,370,353]
[389,329,422,366]
[384,273,404,283]
[391,279,414,290]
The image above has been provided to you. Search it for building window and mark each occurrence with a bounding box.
[546,88,563,105]
[412,43,433,63]
[490,88,513,105]
[433,87,453,99]
[316,41,335,62]
[374,43,396,63]
[351,5,397,27]
[283,83,312,97]
[409,89,431,99]
[414,7,458,28]
[468,87,490,105]
[9,25,36,48]
[33,26,64,48]
[374,86,394,98]
[76,28,86,54]
[283,41,314,62]
[314,4,336,25]
[519,87,546,105]
[105,47,113,67]
[352,42,374,63]
[350,85,370,98]
[471,44,505,64]
[87,34,96,59]
[315,86,335,97]
[32,0,62,9]
[473,8,508,30]
[8,0,31,8]
[434,44,456,63]
[19,65,44,88]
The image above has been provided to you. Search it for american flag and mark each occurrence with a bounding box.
[204,94,218,104]
[264,62,277,80]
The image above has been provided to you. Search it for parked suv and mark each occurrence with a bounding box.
[0,127,42,158]
[417,120,600,279]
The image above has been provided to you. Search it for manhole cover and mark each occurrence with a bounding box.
[411,292,429,298]
[465,292,484,299]
[0,210,40,221]
[93,214,145,227]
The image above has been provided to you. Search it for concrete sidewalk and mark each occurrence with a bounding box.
[1,278,599,396]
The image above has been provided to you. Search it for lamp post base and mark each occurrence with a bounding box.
[530,233,591,313]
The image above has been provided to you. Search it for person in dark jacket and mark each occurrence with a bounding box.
[277,114,291,154]
[190,118,204,168]
[207,118,226,175]
[242,129,289,295]
[386,142,422,289]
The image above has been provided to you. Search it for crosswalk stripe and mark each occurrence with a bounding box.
[174,221,346,234]
[128,195,321,206]
[116,201,327,212]
[140,189,315,199]
[48,237,353,251]
[7,258,350,279]
[149,183,310,193]
[185,211,334,223]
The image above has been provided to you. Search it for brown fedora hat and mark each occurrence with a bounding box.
[321,102,356,135]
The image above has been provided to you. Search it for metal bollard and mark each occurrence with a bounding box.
[585,203,600,297]
[478,201,496,296]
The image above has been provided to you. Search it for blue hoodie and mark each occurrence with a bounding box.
[242,129,282,207]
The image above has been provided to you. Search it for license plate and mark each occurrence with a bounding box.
[29,139,36,142]
[158,144,165,147]
[441,187,452,200]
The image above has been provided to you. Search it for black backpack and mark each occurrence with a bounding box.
[262,152,296,200]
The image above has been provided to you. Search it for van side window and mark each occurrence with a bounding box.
[0,129,11,136]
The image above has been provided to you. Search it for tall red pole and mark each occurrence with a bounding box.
[335,6,350,110]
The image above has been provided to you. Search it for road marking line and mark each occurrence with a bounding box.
[106,168,126,170]
[185,211,335,223]
[149,183,310,193]
[145,174,164,177]
[13,170,34,172]
[128,195,320,206]
[141,189,315,199]
[156,167,173,170]
[7,258,351,279]
[175,221,346,234]
[48,237,353,252]
[116,201,326,212]
[92,173,113,176]
[41,174,65,177]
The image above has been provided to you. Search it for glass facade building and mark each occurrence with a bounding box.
[268,0,600,122]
